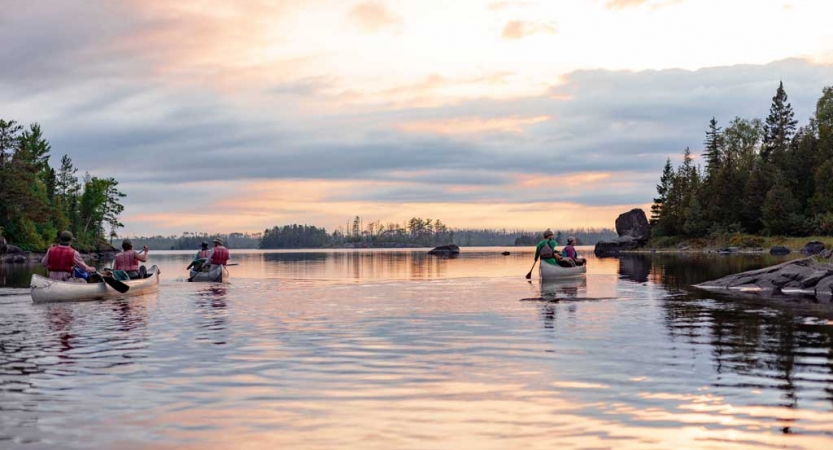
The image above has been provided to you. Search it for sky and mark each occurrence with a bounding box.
[2,0,833,236]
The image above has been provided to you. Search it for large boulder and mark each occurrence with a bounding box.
[4,244,23,254]
[800,241,825,256]
[770,246,791,255]
[595,209,651,255]
[615,208,651,242]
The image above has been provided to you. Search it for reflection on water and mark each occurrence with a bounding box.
[1,248,831,449]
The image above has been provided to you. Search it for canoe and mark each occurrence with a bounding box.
[188,264,229,283]
[31,265,161,303]
[539,260,586,280]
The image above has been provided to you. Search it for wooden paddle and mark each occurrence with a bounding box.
[102,274,130,293]
[525,259,538,279]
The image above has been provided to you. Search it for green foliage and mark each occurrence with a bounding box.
[762,184,804,236]
[0,119,126,252]
[652,83,833,238]
[727,234,765,248]
[649,235,679,248]
[762,81,797,163]
[812,213,833,236]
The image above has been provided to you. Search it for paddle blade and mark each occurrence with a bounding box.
[525,271,532,279]
[103,275,130,293]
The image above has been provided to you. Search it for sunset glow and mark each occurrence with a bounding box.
[3,0,833,234]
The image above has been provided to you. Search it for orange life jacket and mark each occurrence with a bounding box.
[210,246,229,265]
[47,245,76,272]
[198,249,211,259]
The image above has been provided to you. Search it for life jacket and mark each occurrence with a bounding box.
[562,245,577,259]
[114,250,138,271]
[539,241,555,259]
[210,246,230,265]
[47,245,76,272]
[198,249,211,259]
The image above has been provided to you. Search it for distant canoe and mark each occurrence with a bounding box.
[31,265,160,303]
[189,264,229,283]
[539,261,586,280]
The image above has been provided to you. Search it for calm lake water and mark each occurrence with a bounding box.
[1,247,832,449]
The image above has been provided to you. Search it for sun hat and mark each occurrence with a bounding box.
[59,230,73,244]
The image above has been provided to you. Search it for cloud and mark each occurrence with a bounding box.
[489,1,536,11]
[348,1,402,33]
[502,21,557,40]
[398,115,550,135]
[605,0,649,9]
[1,2,832,233]
[605,0,684,10]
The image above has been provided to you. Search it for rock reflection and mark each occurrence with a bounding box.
[616,254,652,283]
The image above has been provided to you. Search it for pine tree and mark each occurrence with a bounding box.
[651,158,674,227]
[703,117,723,177]
[762,183,802,235]
[761,81,798,164]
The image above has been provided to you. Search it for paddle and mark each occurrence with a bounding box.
[102,274,130,293]
[525,259,538,279]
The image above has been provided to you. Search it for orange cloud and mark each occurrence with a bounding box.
[605,0,648,9]
[489,1,536,10]
[502,21,557,40]
[516,172,612,188]
[398,115,550,134]
[348,1,402,33]
[122,178,643,235]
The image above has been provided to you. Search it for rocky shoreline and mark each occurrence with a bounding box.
[2,250,117,265]
[694,252,833,300]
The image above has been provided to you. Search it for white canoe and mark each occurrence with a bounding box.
[189,264,229,283]
[31,265,161,303]
[539,261,586,280]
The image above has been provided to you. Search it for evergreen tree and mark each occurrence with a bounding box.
[651,158,674,227]
[762,183,803,235]
[815,86,833,165]
[808,160,833,215]
[761,81,798,164]
[741,162,768,234]
[703,117,723,177]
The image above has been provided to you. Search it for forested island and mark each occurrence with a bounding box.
[127,222,616,250]
[650,83,833,246]
[0,120,125,253]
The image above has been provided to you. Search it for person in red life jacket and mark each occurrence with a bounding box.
[113,239,149,279]
[204,238,230,268]
[40,231,97,281]
[195,242,211,261]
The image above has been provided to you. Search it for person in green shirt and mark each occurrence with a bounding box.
[534,229,564,266]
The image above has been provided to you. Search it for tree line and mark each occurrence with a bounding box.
[0,119,125,252]
[260,218,616,249]
[128,232,262,250]
[261,217,455,248]
[651,83,833,239]
[460,228,616,246]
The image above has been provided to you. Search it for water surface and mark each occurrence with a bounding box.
[1,248,831,449]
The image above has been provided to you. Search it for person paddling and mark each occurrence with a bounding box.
[113,239,149,279]
[204,238,230,269]
[41,231,97,281]
[534,229,564,267]
[561,236,586,266]
[195,242,211,261]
